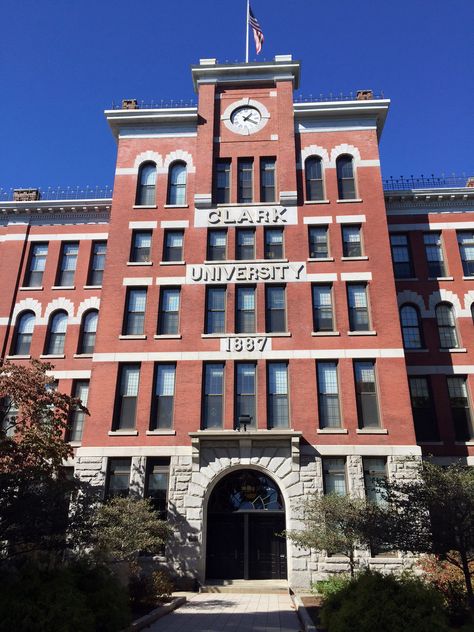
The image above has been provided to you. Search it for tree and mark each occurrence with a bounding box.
[375,461,474,610]
[286,493,378,577]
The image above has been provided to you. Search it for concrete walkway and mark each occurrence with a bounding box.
[146,593,303,632]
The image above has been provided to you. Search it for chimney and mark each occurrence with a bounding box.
[356,90,374,101]
[13,188,41,201]
[121,99,138,110]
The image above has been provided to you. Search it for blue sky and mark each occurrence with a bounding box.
[1,0,473,192]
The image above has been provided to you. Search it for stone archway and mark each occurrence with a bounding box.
[205,469,287,580]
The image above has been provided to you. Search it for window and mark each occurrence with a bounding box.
[363,458,387,504]
[312,285,334,332]
[308,226,328,259]
[267,362,289,428]
[205,286,226,334]
[136,162,156,205]
[158,288,180,335]
[436,303,459,349]
[236,228,255,260]
[130,231,152,263]
[235,363,256,427]
[1,397,17,438]
[79,310,98,354]
[260,157,276,202]
[68,380,89,442]
[25,243,48,287]
[202,363,224,429]
[390,234,413,279]
[424,232,447,277]
[317,362,341,428]
[457,232,474,276]
[236,286,256,333]
[151,364,176,430]
[12,311,35,355]
[45,311,68,355]
[264,227,284,260]
[207,229,227,261]
[87,241,106,286]
[123,288,147,336]
[57,242,79,286]
[342,225,362,257]
[336,155,356,200]
[347,284,370,331]
[305,156,324,201]
[400,305,423,349]
[167,161,187,205]
[145,458,170,518]
[354,360,380,428]
[408,377,439,441]
[114,364,140,429]
[215,159,231,204]
[447,376,474,441]
[163,230,184,262]
[265,285,286,333]
[238,158,253,203]
[105,458,131,498]
[323,458,346,495]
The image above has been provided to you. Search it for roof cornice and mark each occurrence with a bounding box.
[104,108,198,140]
[0,198,112,216]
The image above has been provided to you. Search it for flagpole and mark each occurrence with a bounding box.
[245,0,249,63]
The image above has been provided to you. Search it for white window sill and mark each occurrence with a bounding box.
[154,334,182,339]
[304,200,330,205]
[439,348,467,353]
[428,276,453,281]
[5,354,31,360]
[160,261,185,266]
[40,354,65,359]
[312,331,340,337]
[83,285,102,289]
[119,335,147,340]
[51,285,75,290]
[455,441,474,445]
[73,353,93,358]
[69,441,82,447]
[462,276,474,280]
[337,198,363,203]
[133,205,157,209]
[317,428,348,434]
[127,261,153,266]
[108,430,138,436]
[341,256,368,261]
[146,430,176,436]
[405,348,430,353]
[347,330,377,336]
[164,204,189,209]
[356,428,388,434]
[19,286,43,291]
[307,257,334,262]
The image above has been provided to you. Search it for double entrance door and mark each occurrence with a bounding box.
[206,512,287,580]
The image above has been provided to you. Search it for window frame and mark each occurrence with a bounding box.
[267,361,289,429]
[260,157,276,203]
[163,229,184,262]
[202,362,225,429]
[424,232,447,278]
[336,155,356,200]
[105,457,132,499]
[12,311,35,356]
[130,230,152,263]
[317,361,342,429]
[447,376,474,441]
[78,309,98,354]
[265,285,287,333]
[215,159,231,204]
[235,362,257,428]
[56,242,79,287]
[305,156,324,201]
[323,457,347,495]
[113,363,141,430]
[390,233,414,279]
[205,286,226,334]
[435,302,459,349]
[400,304,423,350]
[158,287,180,335]
[312,284,335,333]
[45,310,68,355]
[123,287,147,336]
[354,359,381,429]
[408,376,439,441]
[68,380,89,443]
[347,283,371,332]
[25,242,48,287]
[308,225,329,259]
[237,158,254,204]
[236,228,256,261]
[167,161,187,206]
[144,457,170,519]
[136,162,157,206]
[236,285,256,334]
[342,224,363,258]
[207,229,227,262]
[150,364,176,430]
[264,227,284,260]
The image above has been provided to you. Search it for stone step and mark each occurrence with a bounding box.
[200,579,289,594]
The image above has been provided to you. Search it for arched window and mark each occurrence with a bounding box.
[13,311,35,355]
[305,156,324,201]
[436,303,459,349]
[135,162,157,205]
[336,154,356,200]
[78,310,98,355]
[400,304,423,349]
[167,161,187,205]
[45,311,68,355]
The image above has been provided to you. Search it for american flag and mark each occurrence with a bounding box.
[249,6,264,54]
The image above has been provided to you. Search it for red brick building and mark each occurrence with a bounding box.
[1,55,473,588]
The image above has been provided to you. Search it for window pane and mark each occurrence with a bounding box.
[15,312,35,355]
[207,230,227,261]
[354,361,380,428]
[164,230,184,261]
[136,164,156,205]
[312,285,334,332]
[390,234,413,278]
[203,364,224,428]
[323,458,346,495]
[206,287,226,334]
[236,229,255,260]
[27,243,48,286]
[342,225,362,257]
[116,365,140,429]
[215,160,231,204]
[348,284,369,331]
[260,158,276,202]
[265,228,284,259]
[145,459,169,518]
[266,285,286,332]
[309,226,328,259]
[236,363,256,426]
[436,304,458,349]
[168,163,187,205]
[409,377,439,441]
[447,376,473,441]
[363,457,386,504]
[400,305,422,349]
[337,156,355,200]
[458,232,474,276]
[268,363,288,428]
[238,159,253,203]
[305,157,324,201]
[318,362,341,428]
[236,286,255,333]
[58,243,78,285]
[125,289,146,335]
[107,458,131,498]
[424,232,446,277]
[69,380,89,442]
[152,365,175,429]
[159,288,180,335]
[89,241,106,285]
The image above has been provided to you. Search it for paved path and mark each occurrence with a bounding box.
[146,593,303,632]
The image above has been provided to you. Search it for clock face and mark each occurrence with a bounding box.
[230,106,262,133]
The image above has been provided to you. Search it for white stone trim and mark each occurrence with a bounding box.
[336,215,366,224]
[388,221,474,232]
[156,276,186,285]
[160,220,189,228]
[47,370,91,379]
[340,272,372,281]
[43,298,75,324]
[123,277,153,286]
[76,297,100,323]
[76,446,192,457]
[12,298,42,323]
[306,273,338,282]
[428,289,463,317]
[309,445,422,456]
[299,145,330,168]
[303,216,333,225]
[2,233,108,242]
[407,366,474,375]
[397,291,427,317]
[463,290,474,314]
[329,144,361,167]
[133,151,164,170]
[116,167,137,175]
[129,221,158,229]
[163,150,196,173]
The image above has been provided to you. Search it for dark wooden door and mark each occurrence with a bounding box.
[248,514,287,579]
[206,513,245,579]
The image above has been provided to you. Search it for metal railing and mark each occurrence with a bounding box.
[294,92,384,103]
[110,98,197,110]
[383,174,473,191]
[0,186,113,202]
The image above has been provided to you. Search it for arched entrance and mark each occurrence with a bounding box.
[206,469,287,580]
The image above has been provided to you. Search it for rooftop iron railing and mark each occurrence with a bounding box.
[383,175,473,191]
[294,92,385,103]
[0,186,113,202]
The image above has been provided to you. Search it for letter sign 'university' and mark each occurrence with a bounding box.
[187,262,306,284]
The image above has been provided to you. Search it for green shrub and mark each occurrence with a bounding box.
[312,574,350,598]
[320,570,449,632]
[129,568,174,610]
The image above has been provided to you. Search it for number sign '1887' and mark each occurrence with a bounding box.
[224,337,269,353]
